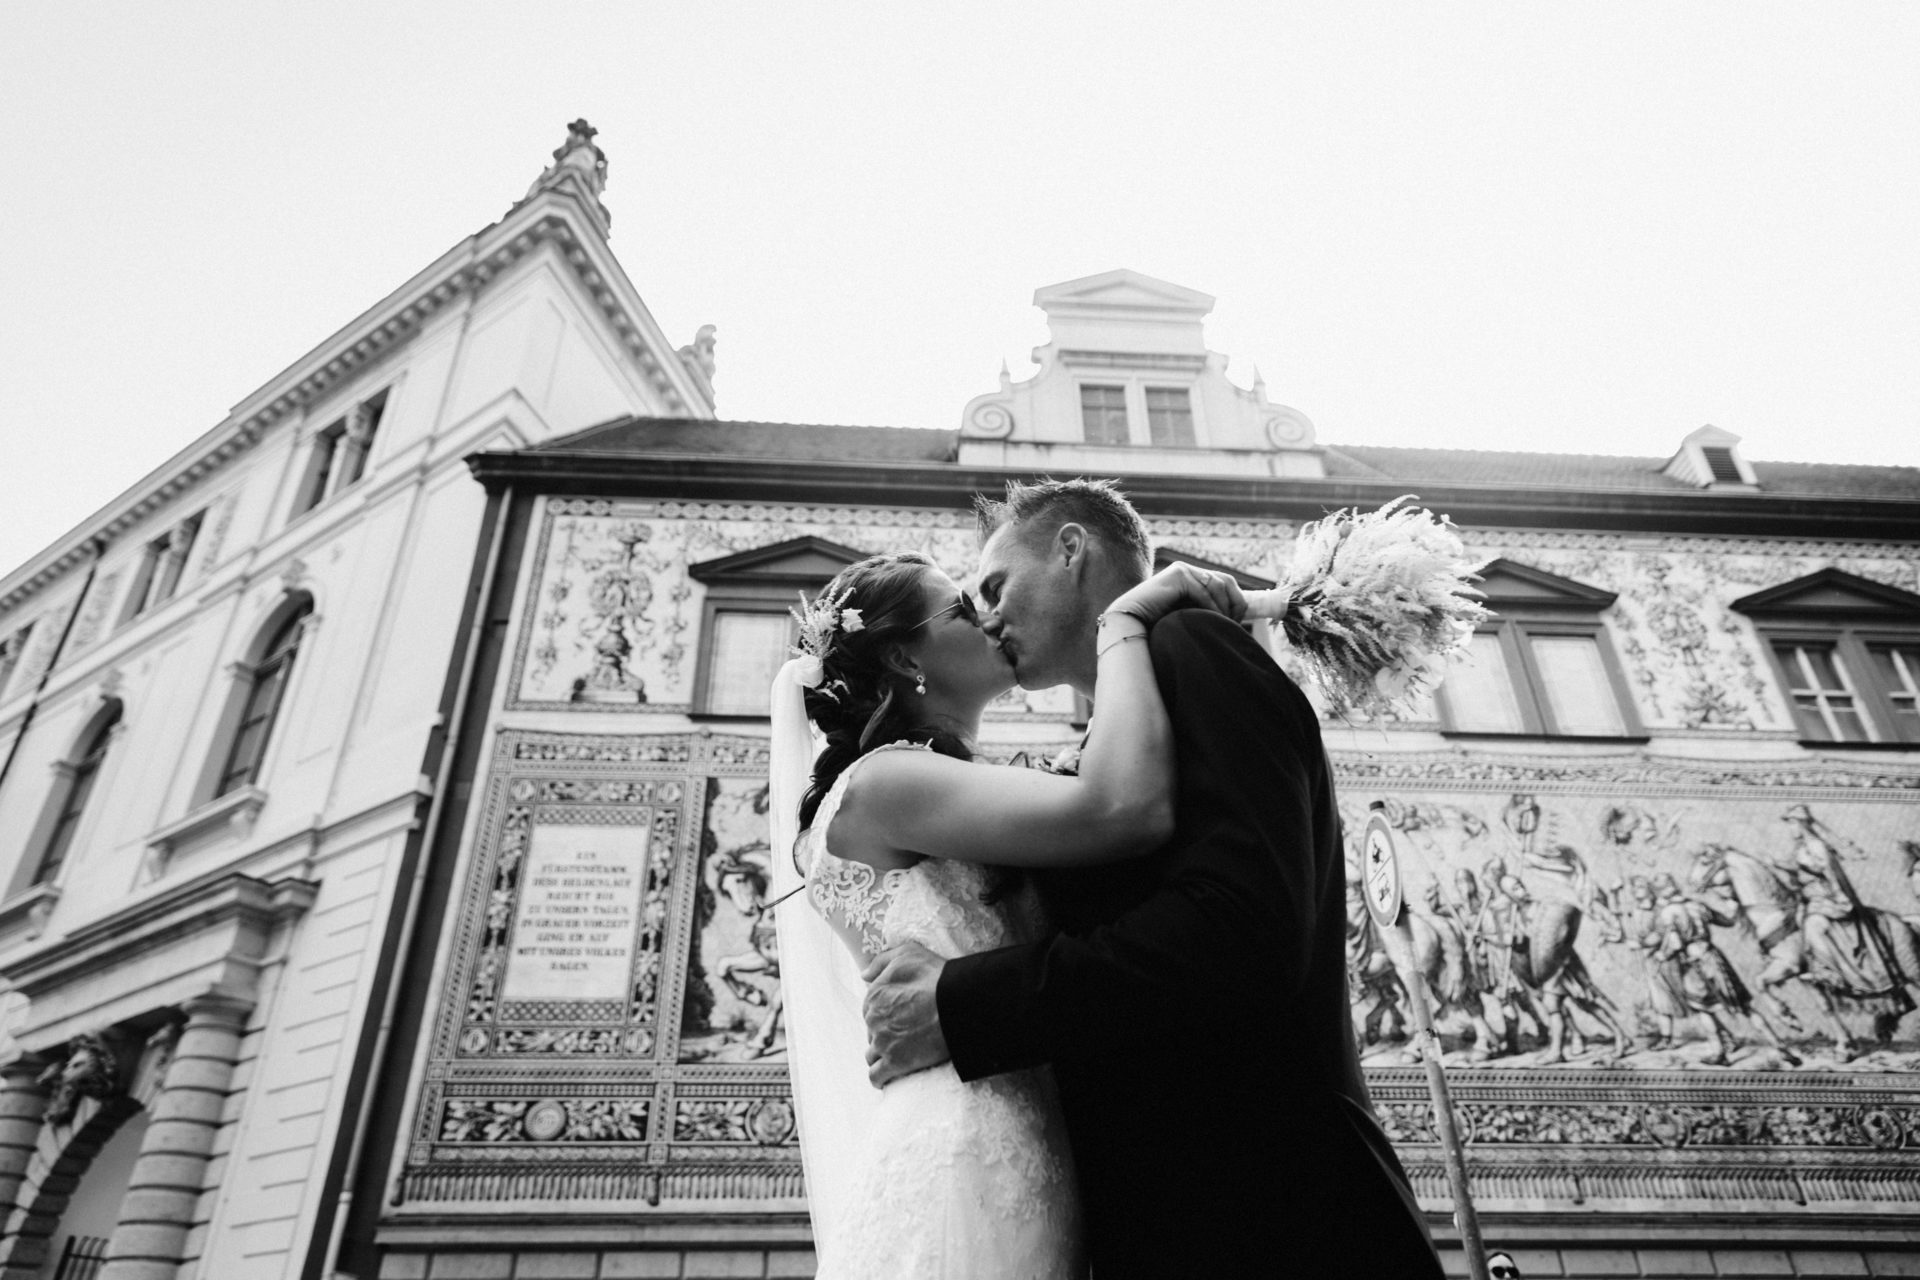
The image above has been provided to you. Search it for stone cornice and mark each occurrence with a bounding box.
[0,192,707,618]
[467,450,1920,541]
[0,871,318,1049]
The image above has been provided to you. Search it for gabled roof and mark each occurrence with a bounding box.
[1477,558,1619,610]
[688,535,869,584]
[1033,269,1216,316]
[0,127,711,615]
[1322,444,1920,499]
[532,416,958,464]
[1731,567,1920,619]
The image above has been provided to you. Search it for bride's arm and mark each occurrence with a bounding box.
[833,566,1244,869]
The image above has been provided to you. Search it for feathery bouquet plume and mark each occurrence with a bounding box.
[1243,497,1490,719]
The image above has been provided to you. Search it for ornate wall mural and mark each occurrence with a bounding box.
[508,499,1920,738]
[679,776,785,1064]
[1332,757,1920,1072]
[1462,532,1920,733]
[435,499,1920,1217]
[400,731,801,1210]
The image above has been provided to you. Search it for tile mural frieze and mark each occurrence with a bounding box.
[509,499,1919,740]
[398,727,1918,1218]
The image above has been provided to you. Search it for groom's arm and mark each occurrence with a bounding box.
[937,609,1327,1080]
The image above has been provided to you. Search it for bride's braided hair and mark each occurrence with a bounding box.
[796,553,971,832]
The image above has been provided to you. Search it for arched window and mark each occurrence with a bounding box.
[33,700,122,886]
[215,603,310,797]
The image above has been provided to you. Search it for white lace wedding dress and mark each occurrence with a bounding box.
[799,744,1083,1280]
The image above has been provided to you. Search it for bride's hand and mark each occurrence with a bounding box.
[1109,562,1248,628]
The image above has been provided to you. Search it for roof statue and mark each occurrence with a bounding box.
[524,117,612,233]
[678,324,718,383]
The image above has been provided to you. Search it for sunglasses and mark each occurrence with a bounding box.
[1488,1257,1521,1279]
[910,594,980,631]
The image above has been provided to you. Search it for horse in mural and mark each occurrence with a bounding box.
[1691,842,1920,1059]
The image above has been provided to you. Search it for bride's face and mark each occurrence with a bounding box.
[903,569,1014,709]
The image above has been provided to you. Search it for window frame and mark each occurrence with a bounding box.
[1077,382,1132,446]
[0,622,34,702]
[213,603,311,798]
[1434,560,1645,741]
[1756,624,1920,746]
[1733,568,1920,748]
[290,390,387,520]
[27,700,124,888]
[1143,385,1196,448]
[687,537,868,720]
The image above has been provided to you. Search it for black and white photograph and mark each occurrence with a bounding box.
[0,6,1916,1278]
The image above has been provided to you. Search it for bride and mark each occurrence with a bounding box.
[767,550,1237,1280]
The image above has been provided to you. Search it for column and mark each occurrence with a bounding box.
[0,1056,49,1275]
[100,997,250,1280]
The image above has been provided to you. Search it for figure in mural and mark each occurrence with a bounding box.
[1648,872,1796,1065]
[1496,836,1633,1063]
[709,842,783,1057]
[1346,878,1408,1047]
[1610,874,1690,1050]
[1689,810,1920,1060]
[681,780,788,1063]
[1404,879,1503,1059]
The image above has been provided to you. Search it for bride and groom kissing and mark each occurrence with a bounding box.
[767,478,1445,1279]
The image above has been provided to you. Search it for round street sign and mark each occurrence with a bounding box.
[1362,804,1403,929]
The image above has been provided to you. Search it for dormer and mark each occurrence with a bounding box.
[1663,425,1758,490]
[958,270,1322,479]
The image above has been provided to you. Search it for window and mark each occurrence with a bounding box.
[291,391,386,518]
[1435,560,1641,738]
[1079,384,1130,445]
[119,512,203,626]
[31,700,122,886]
[704,612,795,716]
[689,537,867,717]
[1734,569,1920,746]
[0,622,33,701]
[1145,387,1195,447]
[215,603,310,796]
[1700,445,1743,483]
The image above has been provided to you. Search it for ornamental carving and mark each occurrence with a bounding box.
[400,731,800,1211]
[38,1032,122,1126]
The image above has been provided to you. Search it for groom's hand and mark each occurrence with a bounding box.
[861,942,950,1087]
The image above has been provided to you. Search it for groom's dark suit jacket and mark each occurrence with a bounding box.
[939,610,1443,1278]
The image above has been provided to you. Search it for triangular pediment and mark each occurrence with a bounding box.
[1034,269,1216,316]
[1732,568,1920,619]
[688,536,868,585]
[1154,547,1275,590]
[1476,559,1618,610]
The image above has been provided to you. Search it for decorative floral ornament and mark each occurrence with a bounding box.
[790,587,858,691]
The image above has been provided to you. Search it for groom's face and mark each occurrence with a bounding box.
[975,522,1086,692]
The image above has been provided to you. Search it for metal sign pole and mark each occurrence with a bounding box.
[1364,803,1490,1280]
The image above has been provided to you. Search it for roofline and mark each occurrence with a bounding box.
[0,188,709,616]
[466,449,1920,540]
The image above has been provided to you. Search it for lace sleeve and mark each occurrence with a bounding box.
[804,742,929,962]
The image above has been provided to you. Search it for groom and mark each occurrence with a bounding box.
[863,478,1444,1277]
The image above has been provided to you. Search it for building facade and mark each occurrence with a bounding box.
[0,125,1916,1280]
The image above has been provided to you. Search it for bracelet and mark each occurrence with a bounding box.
[1096,610,1149,657]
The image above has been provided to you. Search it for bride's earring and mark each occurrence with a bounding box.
[915,674,927,695]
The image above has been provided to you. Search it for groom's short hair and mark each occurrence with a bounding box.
[974,478,1152,581]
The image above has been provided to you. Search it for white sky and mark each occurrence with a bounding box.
[3,3,1917,579]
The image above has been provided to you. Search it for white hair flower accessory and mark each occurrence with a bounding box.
[790,587,859,692]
